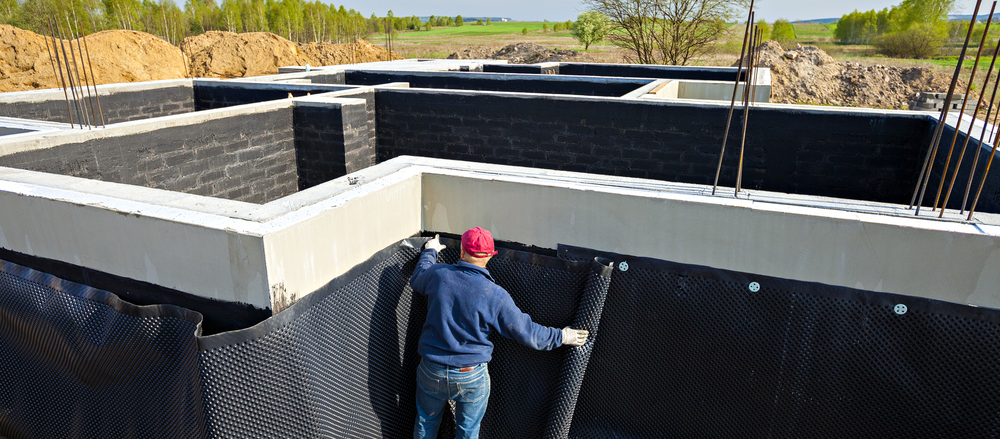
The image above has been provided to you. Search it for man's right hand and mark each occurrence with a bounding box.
[425,234,447,252]
[561,327,589,347]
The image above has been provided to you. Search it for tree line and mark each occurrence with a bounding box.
[834,0,955,57]
[0,0,468,46]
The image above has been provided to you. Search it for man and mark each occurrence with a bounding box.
[410,227,589,439]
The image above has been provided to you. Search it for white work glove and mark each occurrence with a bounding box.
[424,234,446,252]
[561,327,589,347]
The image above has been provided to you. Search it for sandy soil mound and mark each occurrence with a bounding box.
[741,41,966,110]
[0,25,187,93]
[299,39,400,66]
[448,43,594,64]
[181,31,311,78]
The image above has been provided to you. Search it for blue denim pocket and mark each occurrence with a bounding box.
[417,361,446,395]
[455,369,489,403]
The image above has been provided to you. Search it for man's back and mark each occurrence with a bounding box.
[410,250,562,368]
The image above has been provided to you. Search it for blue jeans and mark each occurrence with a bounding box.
[414,357,490,439]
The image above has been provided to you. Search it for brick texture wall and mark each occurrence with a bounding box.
[294,98,375,190]
[922,124,1000,214]
[376,89,936,206]
[194,83,354,111]
[346,71,650,97]
[0,107,297,204]
[0,85,195,125]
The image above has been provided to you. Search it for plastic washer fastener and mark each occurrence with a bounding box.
[618,261,629,272]
[748,282,760,292]
[894,304,908,315]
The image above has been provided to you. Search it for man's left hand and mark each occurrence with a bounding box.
[562,327,589,346]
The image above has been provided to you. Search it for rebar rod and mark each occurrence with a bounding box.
[73,22,98,130]
[64,16,91,129]
[963,57,1000,213]
[749,32,762,107]
[46,19,73,129]
[967,107,1000,220]
[735,20,756,195]
[935,2,997,215]
[85,14,106,127]
[912,0,982,215]
[54,20,84,130]
[942,15,1000,217]
[712,0,755,196]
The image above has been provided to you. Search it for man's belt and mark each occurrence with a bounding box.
[430,359,476,373]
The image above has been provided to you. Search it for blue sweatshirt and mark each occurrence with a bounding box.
[409,248,563,367]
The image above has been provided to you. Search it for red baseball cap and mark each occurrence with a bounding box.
[461,227,499,257]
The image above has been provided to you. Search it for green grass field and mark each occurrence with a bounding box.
[393,22,575,40]
[792,23,835,40]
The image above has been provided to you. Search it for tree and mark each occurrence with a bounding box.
[770,18,795,45]
[584,0,743,65]
[874,23,945,58]
[486,17,491,25]
[573,11,611,50]
[754,19,769,40]
[0,0,17,24]
[522,26,527,34]
[543,22,548,32]
[894,0,954,31]
[475,18,482,25]
[565,19,572,29]
[455,15,462,26]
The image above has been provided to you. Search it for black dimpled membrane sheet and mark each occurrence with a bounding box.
[198,237,612,439]
[0,259,205,439]
[432,238,613,439]
[560,245,1000,439]
[6,238,1000,439]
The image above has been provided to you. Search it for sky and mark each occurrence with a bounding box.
[337,0,979,22]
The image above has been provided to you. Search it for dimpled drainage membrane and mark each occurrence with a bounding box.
[3,238,1000,438]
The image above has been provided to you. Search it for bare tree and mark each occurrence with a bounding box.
[583,0,745,65]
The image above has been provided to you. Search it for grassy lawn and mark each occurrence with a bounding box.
[393,22,575,40]
[792,23,835,40]
[380,22,617,60]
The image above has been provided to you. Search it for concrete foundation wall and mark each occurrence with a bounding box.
[420,169,1000,309]
[0,80,195,125]
[376,89,934,205]
[347,70,651,97]
[0,179,272,308]
[0,106,298,204]
[194,81,355,110]
[559,63,744,81]
[922,122,1000,214]
[294,99,374,189]
[330,88,378,168]
[261,172,423,312]
[483,63,560,75]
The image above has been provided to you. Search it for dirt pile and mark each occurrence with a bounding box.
[299,39,400,66]
[741,41,966,110]
[448,43,594,64]
[0,25,187,93]
[181,31,311,78]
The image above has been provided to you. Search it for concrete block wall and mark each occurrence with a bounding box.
[376,89,935,206]
[0,82,194,125]
[921,123,1000,214]
[483,64,560,75]
[333,89,377,164]
[346,70,651,97]
[194,81,355,110]
[294,99,374,189]
[559,63,744,81]
[0,107,298,204]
